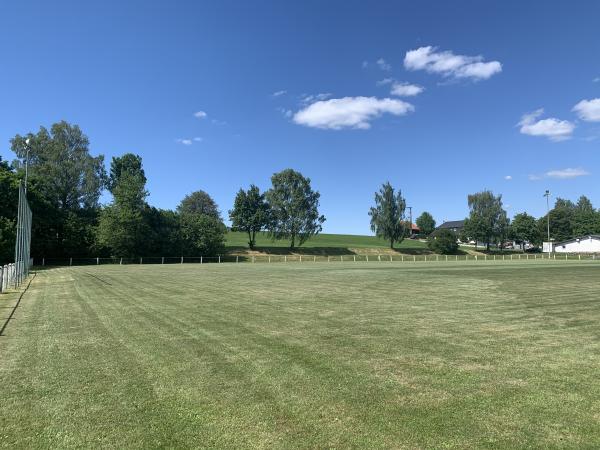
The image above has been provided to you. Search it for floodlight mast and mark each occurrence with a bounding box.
[544,190,551,256]
[24,138,30,195]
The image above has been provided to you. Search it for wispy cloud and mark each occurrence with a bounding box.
[176,137,202,146]
[277,107,293,119]
[572,98,600,122]
[293,96,414,130]
[376,78,394,86]
[518,109,575,141]
[504,175,512,180]
[272,90,287,97]
[546,168,589,179]
[376,58,391,71]
[404,46,502,81]
[299,93,332,105]
[194,111,207,119]
[390,82,424,97]
[594,77,600,83]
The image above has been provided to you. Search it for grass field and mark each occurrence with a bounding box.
[225,231,428,253]
[2,261,600,448]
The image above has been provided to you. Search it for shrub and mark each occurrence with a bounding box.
[428,229,459,254]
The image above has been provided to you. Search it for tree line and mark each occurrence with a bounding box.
[2,121,599,263]
[0,121,325,263]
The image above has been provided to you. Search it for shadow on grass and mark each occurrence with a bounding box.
[226,246,357,256]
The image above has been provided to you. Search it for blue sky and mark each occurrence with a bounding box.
[1,1,599,234]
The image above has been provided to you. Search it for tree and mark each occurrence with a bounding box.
[10,122,106,258]
[229,185,270,249]
[538,198,575,243]
[0,158,18,264]
[97,153,151,257]
[266,169,325,249]
[180,213,226,256]
[428,229,458,254]
[177,190,220,219]
[462,190,507,250]
[369,182,406,249]
[510,212,540,249]
[416,212,436,236]
[573,196,600,236]
[10,121,106,210]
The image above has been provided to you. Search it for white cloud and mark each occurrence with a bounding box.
[404,46,502,81]
[504,175,512,180]
[300,93,332,105]
[293,96,414,130]
[528,174,542,181]
[362,60,369,69]
[272,90,287,97]
[572,98,600,122]
[277,107,293,118]
[376,78,394,86]
[390,82,424,97]
[176,137,202,145]
[194,111,207,119]
[594,77,600,83]
[518,109,575,141]
[546,168,589,179]
[376,58,391,71]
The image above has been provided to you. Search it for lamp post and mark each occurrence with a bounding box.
[544,190,551,256]
[407,206,412,237]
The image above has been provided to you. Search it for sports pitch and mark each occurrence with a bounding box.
[1,261,600,448]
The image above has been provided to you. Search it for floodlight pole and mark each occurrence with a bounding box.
[407,206,412,236]
[544,190,551,256]
[24,138,30,195]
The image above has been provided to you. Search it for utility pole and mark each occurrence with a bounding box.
[544,190,551,256]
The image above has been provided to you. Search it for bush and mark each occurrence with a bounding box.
[428,229,459,254]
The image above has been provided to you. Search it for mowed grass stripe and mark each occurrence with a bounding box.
[1,261,600,448]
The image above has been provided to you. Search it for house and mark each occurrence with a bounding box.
[401,221,420,236]
[436,220,465,234]
[544,235,600,253]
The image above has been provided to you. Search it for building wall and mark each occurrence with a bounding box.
[553,237,600,253]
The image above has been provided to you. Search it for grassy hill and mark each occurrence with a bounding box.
[225,231,429,255]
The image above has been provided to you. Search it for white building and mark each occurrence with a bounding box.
[544,235,600,253]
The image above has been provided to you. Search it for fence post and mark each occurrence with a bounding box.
[236,256,239,263]
[285,255,287,263]
[341,255,343,262]
[42,257,45,266]
[378,254,381,262]
[579,254,581,260]
[181,256,183,264]
[354,255,356,262]
[300,255,302,263]
[162,257,164,264]
[327,256,330,262]
[219,255,221,263]
[97,257,100,265]
[436,255,439,261]
[70,257,72,266]
[120,258,122,265]
[414,255,416,262]
[475,255,477,261]
[140,257,143,264]
[390,255,393,262]
[366,255,369,262]
[402,255,404,262]
[268,256,271,263]
[201,256,203,264]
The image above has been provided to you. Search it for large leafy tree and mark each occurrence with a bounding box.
[510,212,540,249]
[177,190,220,219]
[0,158,19,264]
[369,182,406,249]
[10,121,105,210]
[266,169,325,249]
[572,195,600,236]
[178,190,226,256]
[416,211,436,236]
[229,184,270,249]
[538,197,575,243]
[9,122,106,258]
[463,190,507,250]
[97,153,150,257]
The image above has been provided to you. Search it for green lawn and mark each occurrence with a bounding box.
[226,231,428,252]
[2,261,600,448]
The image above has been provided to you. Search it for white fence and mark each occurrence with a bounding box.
[0,258,33,293]
[32,252,600,268]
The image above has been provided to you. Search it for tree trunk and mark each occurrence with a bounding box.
[390,239,394,249]
[248,230,253,249]
[290,234,295,249]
